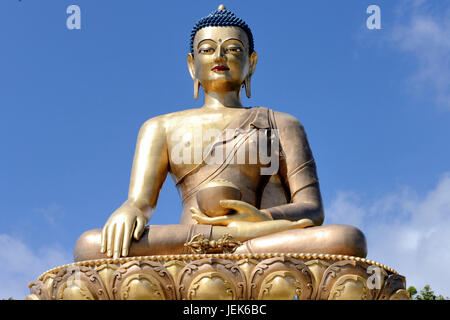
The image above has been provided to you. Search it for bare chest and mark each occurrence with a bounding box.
[166,111,246,174]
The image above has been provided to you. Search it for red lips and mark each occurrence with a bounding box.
[212,65,229,71]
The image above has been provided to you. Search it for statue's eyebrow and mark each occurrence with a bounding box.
[197,38,246,48]
[222,38,245,47]
[197,39,216,48]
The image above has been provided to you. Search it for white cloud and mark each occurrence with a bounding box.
[34,203,66,229]
[390,1,450,109]
[325,172,450,297]
[0,235,72,300]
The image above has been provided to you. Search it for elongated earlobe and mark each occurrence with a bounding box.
[244,77,251,99]
[194,79,200,100]
[245,51,257,99]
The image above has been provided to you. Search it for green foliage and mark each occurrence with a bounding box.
[407,286,417,298]
[407,285,447,300]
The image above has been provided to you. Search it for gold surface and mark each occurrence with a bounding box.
[305,259,331,299]
[258,271,303,300]
[164,260,187,283]
[184,233,242,254]
[196,180,242,217]
[329,275,370,300]
[22,5,409,300]
[36,6,407,301]
[87,6,355,262]
[36,253,399,282]
[188,272,236,300]
[27,254,407,300]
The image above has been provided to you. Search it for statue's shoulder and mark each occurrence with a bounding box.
[139,108,203,130]
[264,108,305,130]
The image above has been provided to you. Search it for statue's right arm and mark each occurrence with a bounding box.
[101,117,169,259]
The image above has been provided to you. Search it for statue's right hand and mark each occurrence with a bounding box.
[100,204,147,259]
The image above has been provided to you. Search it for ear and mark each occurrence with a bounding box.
[187,53,196,80]
[248,51,258,77]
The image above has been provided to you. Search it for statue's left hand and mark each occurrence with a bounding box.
[190,200,272,226]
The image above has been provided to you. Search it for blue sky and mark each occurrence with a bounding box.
[1,0,449,299]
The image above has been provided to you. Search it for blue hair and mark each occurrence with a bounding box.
[190,7,254,55]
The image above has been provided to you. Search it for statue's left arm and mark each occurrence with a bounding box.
[192,112,324,230]
[260,112,324,226]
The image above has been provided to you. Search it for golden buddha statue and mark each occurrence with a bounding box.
[73,5,367,262]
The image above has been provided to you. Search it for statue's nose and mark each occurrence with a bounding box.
[214,46,227,63]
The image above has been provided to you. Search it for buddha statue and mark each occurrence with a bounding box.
[73,5,367,262]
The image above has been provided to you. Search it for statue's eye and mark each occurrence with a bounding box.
[199,48,214,54]
[226,47,242,53]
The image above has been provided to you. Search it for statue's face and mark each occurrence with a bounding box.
[188,26,256,93]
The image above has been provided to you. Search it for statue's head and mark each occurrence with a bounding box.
[187,5,258,99]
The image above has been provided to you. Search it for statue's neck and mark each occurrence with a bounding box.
[202,90,245,110]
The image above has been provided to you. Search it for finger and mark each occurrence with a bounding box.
[191,213,212,224]
[190,207,219,222]
[106,224,115,258]
[296,218,314,228]
[134,216,145,240]
[190,207,209,219]
[191,213,230,226]
[122,219,134,257]
[113,223,124,259]
[219,200,253,212]
[101,225,107,253]
[190,207,205,216]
